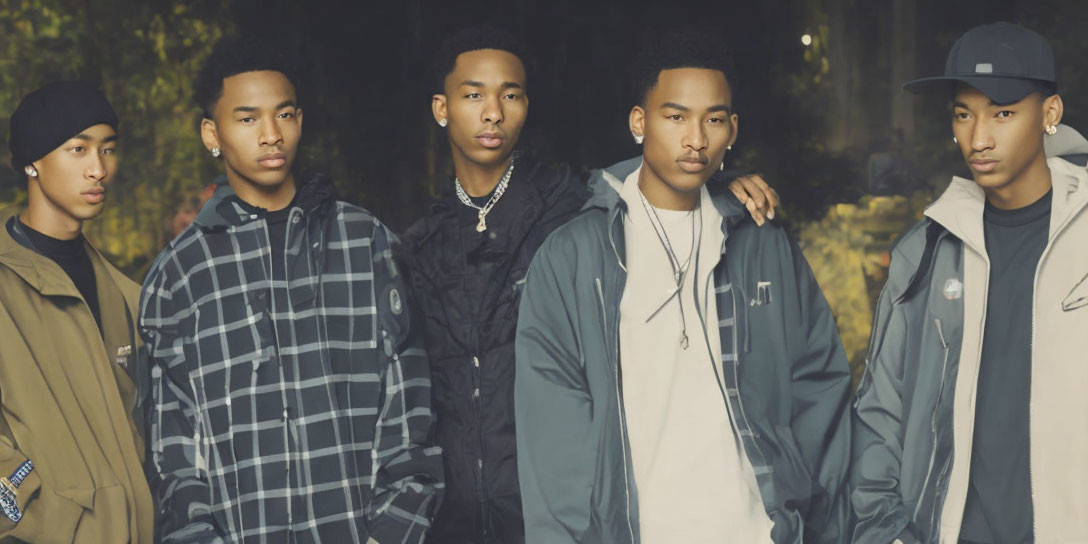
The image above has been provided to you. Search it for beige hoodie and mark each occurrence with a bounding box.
[924,157,1088,543]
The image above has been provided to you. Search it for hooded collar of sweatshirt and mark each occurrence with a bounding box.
[925,156,1088,257]
[194,172,337,231]
[585,156,749,260]
[1044,123,1088,161]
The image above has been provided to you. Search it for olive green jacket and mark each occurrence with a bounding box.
[0,206,154,543]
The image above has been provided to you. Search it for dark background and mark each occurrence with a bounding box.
[233,0,1088,231]
[2,0,1085,234]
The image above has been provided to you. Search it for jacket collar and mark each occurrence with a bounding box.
[925,157,1088,256]
[409,151,547,249]
[0,207,131,299]
[585,156,748,249]
[194,172,336,230]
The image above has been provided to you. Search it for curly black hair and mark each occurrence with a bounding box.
[193,36,298,119]
[432,24,532,93]
[631,26,737,106]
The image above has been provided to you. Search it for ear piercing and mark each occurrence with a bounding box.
[633,133,644,145]
[438,118,448,128]
[953,136,958,144]
[24,166,37,177]
[1046,125,1058,135]
[210,147,221,158]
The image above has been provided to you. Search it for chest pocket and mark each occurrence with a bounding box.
[189,288,275,370]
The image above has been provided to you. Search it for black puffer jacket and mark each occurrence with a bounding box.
[402,153,588,544]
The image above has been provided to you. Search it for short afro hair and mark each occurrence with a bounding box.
[631,26,737,106]
[194,36,298,119]
[432,24,531,93]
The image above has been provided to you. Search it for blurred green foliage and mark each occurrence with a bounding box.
[0,0,229,275]
[799,193,933,386]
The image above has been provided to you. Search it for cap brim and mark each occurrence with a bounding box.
[903,75,1044,105]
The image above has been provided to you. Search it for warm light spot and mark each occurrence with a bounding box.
[801,34,812,46]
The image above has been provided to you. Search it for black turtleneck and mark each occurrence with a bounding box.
[7,217,101,329]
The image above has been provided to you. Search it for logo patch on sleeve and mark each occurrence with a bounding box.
[116,344,133,369]
[0,460,33,523]
[389,288,403,316]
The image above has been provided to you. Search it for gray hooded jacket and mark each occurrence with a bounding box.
[851,125,1088,543]
[514,157,852,543]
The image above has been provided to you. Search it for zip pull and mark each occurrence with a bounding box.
[934,318,949,349]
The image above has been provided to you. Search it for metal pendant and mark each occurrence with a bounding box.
[476,214,487,232]
[680,332,689,350]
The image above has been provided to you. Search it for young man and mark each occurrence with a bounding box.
[852,22,1088,543]
[0,82,154,542]
[140,38,443,543]
[514,29,851,543]
[404,26,779,544]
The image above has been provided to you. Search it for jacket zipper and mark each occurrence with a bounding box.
[950,268,989,541]
[598,274,635,543]
[471,352,488,538]
[605,209,636,542]
[915,318,951,526]
[264,217,294,530]
[1024,200,1080,539]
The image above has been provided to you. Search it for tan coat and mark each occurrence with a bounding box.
[0,207,154,543]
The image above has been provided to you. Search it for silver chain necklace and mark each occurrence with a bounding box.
[638,190,699,349]
[454,153,517,233]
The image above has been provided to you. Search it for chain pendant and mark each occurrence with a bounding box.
[476,213,487,232]
[680,332,689,350]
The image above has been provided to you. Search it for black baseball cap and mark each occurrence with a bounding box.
[904,22,1056,105]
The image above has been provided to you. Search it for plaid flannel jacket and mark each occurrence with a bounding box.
[139,175,443,544]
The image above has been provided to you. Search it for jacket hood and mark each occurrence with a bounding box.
[1044,124,1088,163]
[194,172,337,230]
[925,156,1088,255]
[584,156,748,225]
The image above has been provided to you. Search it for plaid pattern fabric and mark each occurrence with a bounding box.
[713,280,778,513]
[140,179,443,544]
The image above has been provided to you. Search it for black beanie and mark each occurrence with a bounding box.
[8,81,118,176]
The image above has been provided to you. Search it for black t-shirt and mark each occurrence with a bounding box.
[7,217,101,330]
[233,195,296,284]
[466,185,496,208]
[959,189,1051,544]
